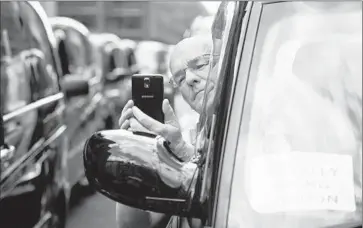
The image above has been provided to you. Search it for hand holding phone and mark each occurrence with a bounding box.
[132,74,164,123]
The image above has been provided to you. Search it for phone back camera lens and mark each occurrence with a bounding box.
[144,78,150,88]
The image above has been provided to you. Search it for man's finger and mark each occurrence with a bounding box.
[132,106,165,134]
[162,99,179,127]
[129,118,150,132]
[120,119,130,130]
[118,108,133,127]
[121,100,134,115]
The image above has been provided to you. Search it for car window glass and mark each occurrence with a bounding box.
[90,43,103,79]
[19,2,59,96]
[0,2,30,58]
[127,49,139,73]
[1,57,32,115]
[194,1,235,160]
[64,29,88,73]
[20,3,54,68]
[54,29,70,76]
[115,48,128,69]
[105,43,125,70]
[228,2,362,228]
[190,2,237,216]
[1,2,32,114]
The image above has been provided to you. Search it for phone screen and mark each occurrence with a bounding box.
[132,74,164,123]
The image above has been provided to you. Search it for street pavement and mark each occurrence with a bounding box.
[65,92,197,228]
[66,193,117,228]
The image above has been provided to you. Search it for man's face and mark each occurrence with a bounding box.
[169,36,216,113]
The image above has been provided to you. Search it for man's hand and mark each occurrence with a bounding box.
[118,100,153,133]
[118,100,134,129]
[118,99,194,161]
[131,99,194,162]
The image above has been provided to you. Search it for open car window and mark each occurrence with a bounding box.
[191,3,242,225]
[195,1,236,151]
[228,2,362,228]
[0,2,30,58]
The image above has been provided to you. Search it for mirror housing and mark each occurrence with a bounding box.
[83,129,203,217]
[61,75,89,98]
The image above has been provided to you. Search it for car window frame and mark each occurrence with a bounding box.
[0,3,32,115]
[211,2,262,227]
[0,2,31,59]
[192,1,250,226]
[1,55,33,115]
[20,2,62,86]
[65,27,91,71]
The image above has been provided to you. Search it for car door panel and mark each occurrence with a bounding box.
[0,2,71,228]
[0,55,41,228]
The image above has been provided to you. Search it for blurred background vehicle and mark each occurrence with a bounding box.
[89,33,139,119]
[1,2,88,227]
[50,17,117,196]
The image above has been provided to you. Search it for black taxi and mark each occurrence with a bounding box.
[84,2,362,228]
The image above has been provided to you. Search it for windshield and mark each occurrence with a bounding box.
[228,2,362,228]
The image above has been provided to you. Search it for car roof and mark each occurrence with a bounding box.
[23,2,58,50]
[49,16,90,37]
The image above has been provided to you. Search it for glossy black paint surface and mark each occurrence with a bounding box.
[83,129,202,217]
[1,2,68,228]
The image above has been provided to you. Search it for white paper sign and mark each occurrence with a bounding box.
[246,152,356,213]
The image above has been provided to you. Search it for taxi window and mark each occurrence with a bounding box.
[127,49,138,71]
[228,2,362,228]
[1,58,32,115]
[192,2,239,223]
[64,28,88,73]
[20,3,54,68]
[0,2,30,58]
[0,2,32,114]
[105,43,125,70]
[197,1,237,131]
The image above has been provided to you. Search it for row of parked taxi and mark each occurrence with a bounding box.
[0,2,174,228]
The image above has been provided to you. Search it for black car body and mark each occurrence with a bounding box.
[0,2,82,228]
[49,17,117,189]
[84,1,362,228]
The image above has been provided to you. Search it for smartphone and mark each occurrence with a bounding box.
[132,74,164,123]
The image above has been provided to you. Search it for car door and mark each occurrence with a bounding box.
[0,2,39,227]
[214,2,362,228]
[1,2,68,227]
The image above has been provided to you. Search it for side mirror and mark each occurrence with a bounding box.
[105,67,132,82]
[61,75,89,98]
[83,129,203,217]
